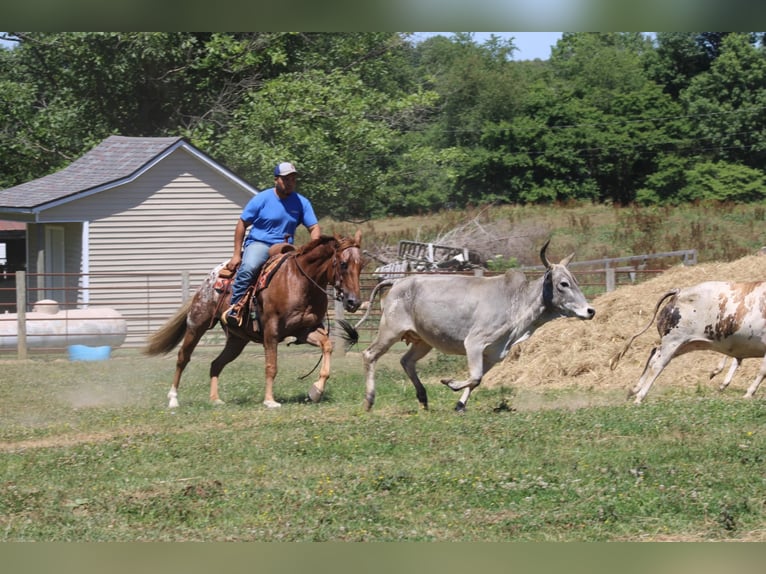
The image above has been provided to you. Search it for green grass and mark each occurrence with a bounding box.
[1,348,765,541]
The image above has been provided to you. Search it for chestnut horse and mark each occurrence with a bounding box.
[144,232,363,409]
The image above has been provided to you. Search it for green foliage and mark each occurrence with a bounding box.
[485,254,519,272]
[680,161,766,202]
[3,32,766,217]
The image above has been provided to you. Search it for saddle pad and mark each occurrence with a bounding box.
[256,252,291,292]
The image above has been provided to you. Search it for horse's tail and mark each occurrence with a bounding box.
[337,279,396,349]
[143,299,193,356]
[609,289,679,370]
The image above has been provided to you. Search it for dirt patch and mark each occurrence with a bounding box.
[482,252,766,395]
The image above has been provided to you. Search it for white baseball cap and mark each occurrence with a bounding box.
[274,162,297,176]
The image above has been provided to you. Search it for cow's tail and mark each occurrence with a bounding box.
[609,289,679,370]
[336,279,396,349]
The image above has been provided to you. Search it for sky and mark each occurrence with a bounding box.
[0,33,564,61]
[412,32,563,60]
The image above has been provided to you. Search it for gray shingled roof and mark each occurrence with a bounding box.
[0,135,184,210]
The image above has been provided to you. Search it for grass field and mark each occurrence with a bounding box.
[1,345,765,542]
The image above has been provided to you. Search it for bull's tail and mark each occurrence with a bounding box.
[337,279,396,349]
[609,289,679,370]
[143,299,193,356]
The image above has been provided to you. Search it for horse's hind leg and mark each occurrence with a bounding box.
[168,327,206,409]
[209,335,249,404]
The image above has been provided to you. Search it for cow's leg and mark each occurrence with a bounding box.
[743,355,766,398]
[629,341,684,404]
[719,357,741,392]
[208,335,249,405]
[305,327,332,403]
[400,340,433,410]
[362,330,401,411]
[441,345,485,412]
[709,356,728,380]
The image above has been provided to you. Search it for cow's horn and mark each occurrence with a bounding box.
[540,239,552,269]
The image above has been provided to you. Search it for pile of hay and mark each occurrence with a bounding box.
[482,251,766,395]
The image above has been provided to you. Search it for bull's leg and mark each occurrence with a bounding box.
[305,327,332,403]
[400,341,433,410]
[709,356,728,380]
[629,342,682,404]
[441,345,485,412]
[743,355,766,398]
[362,330,401,411]
[167,326,206,409]
[719,357,741,392]
[209,335,249,405]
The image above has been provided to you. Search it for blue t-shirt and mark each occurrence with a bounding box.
[241,188,319,247]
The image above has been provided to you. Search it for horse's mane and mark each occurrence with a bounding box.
[296,234,359,255]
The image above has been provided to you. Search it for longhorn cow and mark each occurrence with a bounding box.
[340,240,595,412]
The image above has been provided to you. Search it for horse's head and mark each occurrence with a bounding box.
[333,230,363,313]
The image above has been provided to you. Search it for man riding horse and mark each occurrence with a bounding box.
[222,161,320,330]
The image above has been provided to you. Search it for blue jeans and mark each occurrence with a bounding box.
[230,241,271,306]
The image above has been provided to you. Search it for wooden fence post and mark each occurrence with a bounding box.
[16,270,27,360]
[605,266,616,292]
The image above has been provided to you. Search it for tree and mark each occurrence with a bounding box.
[681,33,766,169]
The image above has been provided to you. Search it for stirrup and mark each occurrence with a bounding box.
[221,305,242,328]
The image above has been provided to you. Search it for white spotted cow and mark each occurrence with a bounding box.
[610,281,766,404]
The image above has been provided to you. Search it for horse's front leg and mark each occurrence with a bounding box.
[262,335,281,408]
[305,327,332,403]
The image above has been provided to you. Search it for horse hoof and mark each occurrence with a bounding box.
[212,399,225,406]
[168,399,179,409]
[263,399,282,409]
[308,384,323,403]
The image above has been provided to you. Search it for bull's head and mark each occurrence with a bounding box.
[540,239,595,320]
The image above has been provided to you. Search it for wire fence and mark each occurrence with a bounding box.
[0,249,696,358]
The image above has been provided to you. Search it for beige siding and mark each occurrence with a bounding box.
[35,147,254,346]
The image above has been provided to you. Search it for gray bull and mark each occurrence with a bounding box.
[341,241,596,412]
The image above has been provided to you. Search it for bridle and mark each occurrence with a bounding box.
[295,237,360,302]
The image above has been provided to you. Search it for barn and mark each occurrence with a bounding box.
[0,135,258,346]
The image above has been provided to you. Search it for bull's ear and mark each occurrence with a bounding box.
[540,239,552,268]
[560,252,575,267]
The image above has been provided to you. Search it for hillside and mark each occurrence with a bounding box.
[481,249,766,399]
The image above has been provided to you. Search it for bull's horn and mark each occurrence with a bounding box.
[540,239,552,268]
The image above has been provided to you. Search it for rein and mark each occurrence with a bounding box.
[294,239,354,302]
[292,239,352,381]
